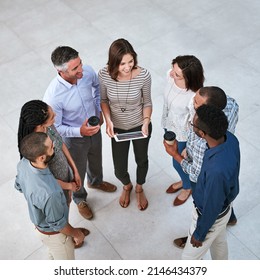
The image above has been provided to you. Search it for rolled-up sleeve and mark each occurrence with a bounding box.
[44,192,68,231]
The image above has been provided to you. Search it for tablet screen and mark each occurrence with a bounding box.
[114,131,147,142]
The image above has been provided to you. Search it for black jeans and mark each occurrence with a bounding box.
[111,123,152,185]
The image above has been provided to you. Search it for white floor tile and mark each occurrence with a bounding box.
[0,0,259,262]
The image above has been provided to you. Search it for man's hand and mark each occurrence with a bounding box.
[69,182,80,192]
[190,234,203,248]
[163,139,178,157]
[80,119,100,136]
[72,228,85,246]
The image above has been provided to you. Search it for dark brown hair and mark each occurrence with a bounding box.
[107,38,137,80]
[20,132,48,162]
[172,55,205,92]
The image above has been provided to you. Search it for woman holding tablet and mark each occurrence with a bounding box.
[99,38,152,210]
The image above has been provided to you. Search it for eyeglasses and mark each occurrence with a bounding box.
[190,122,206,133]
[190,122,200,129]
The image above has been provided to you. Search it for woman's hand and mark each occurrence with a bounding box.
[73,170,82,189]
[141,117,150,136]
[141,122,149,136]
[106,120,115,138]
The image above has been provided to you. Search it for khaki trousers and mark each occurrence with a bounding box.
[182,205,231,260]
[36,229,75,260]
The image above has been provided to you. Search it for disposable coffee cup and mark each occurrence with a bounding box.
[164,131,176,145]
[88,116,100,126]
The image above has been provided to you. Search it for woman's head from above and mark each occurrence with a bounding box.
[170,55,205,92]
[18,100,55,156]
[107,38,138,80]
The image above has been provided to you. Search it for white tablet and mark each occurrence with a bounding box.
[114,131,148,142]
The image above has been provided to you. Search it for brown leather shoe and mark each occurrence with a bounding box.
[166,181,183,193]
[79,227,90,237]
[88,181,117,192]
[227,217,237,226]
[173,189,192,206]
[74,240,84,249]
[77,201,93,220]
[173,236,188,249]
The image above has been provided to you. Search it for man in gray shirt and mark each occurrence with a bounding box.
[15,132,88,259]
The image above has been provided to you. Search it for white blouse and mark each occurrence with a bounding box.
[161,69,194,141]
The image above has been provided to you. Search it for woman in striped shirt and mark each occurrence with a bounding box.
[99,38,152,211]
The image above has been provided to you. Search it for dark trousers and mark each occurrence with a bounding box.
[63,130,103,204]
[112,123,152,186]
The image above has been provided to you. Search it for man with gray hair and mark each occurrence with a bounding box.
[43,46,117,220]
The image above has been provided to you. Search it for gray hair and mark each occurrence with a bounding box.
[51,46,79,72]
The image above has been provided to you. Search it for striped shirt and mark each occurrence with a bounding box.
[98,67,152,130]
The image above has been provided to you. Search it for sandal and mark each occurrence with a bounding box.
[119,184,132,208]
[135,188,148,211]
[173,236,188,249]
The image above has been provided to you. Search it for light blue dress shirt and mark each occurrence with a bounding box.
[43,65,101,137]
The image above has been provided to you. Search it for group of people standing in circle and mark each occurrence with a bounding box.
[15,38,240,260]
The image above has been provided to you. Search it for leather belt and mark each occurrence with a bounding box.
[36,228,59,235]
[196,205,230,219]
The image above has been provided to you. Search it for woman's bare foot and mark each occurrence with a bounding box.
[119,183,132,208]
[135,184,148,211]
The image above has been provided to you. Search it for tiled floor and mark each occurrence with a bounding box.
[0,0,260,260]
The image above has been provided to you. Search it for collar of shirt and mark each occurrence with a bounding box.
[57,73,79,89]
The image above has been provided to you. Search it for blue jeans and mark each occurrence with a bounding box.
[172,141,191,190]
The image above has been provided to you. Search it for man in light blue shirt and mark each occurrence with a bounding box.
[15,132,86,259]
[43,46,117,220]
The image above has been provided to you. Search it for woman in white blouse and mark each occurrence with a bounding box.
[162,55,204,206]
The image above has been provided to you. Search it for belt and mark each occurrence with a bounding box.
[196,205,230,220]
[36,228,59,235]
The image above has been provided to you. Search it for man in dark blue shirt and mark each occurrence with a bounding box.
[166,104,240,259]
